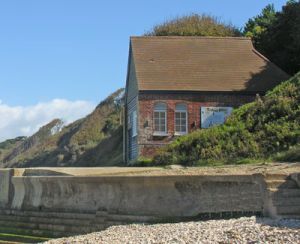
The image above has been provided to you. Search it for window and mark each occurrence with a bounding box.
[131,110,137,137]
[154,103,167,135]
[175,103,188,135]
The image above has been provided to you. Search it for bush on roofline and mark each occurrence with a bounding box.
[145,14,241,37]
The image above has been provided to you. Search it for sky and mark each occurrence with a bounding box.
[0,0,287,142]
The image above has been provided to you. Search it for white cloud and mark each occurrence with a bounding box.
[0,99,95,142]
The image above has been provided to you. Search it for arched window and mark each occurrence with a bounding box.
[175,103,188,135]
[154,102,167,134]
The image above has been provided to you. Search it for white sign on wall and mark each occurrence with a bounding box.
[201,107,233,128]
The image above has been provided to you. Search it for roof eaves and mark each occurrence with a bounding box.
[130,36,251,40]
[252,49,291,77]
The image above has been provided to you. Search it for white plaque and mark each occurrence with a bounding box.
[201,107,233,128]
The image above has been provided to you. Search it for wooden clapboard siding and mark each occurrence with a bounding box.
[126,44,139,104]
[124,44,139,162]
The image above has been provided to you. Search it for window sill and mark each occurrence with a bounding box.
[153,132,169,137]
[174,132,188,136]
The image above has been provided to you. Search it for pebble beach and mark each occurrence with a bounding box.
[45,217,300,244]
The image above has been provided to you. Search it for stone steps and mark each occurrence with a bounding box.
[0,214,100,226]
[0,209,162,239]
[277,206,300,215]
[278,214,300,219]
[0,214,106,226]
[266,180,298,189]
[265,174,290,181]
[107,213,160,223]
[0,219,105,234]
[0,209,96,220]
[266,174,300,219]
[272,197,300,206]
[268,188,300,198]
[0,226,72,239]
[0,210,108,239]
[0,209,159,225]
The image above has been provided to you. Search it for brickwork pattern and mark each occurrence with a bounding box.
[138,92,256,158]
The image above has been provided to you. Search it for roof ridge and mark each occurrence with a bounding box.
[131,36,251,40]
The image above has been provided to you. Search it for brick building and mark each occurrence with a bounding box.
[124,36,289,163]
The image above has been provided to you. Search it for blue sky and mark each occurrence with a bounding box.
[0,0,287,141]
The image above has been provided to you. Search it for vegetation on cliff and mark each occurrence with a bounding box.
[146,1,300,76]
[244,0,300,75]
[0,89,124,168]
[2,2,300,168]
[152,72,300,166]
[139,1,300,166]
[145,14,241,37]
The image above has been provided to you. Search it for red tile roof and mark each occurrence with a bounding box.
[130,36,290,92]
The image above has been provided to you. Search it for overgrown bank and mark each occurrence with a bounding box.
[0,89,125,168]
[151,72,300,166]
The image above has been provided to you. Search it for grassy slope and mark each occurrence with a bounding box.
[0,89,125,168]
[152,72,300,166]
[0,137,26,162]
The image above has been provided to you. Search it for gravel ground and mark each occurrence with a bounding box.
[23,162,300,177]
[45,217,300,244]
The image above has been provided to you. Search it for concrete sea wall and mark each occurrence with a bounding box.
[2,170,264,217]
[0,168,299,238]
[0,169,13,208]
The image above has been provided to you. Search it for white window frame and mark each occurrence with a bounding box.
[153,103,167,136]
[175,104,188,136]
[131,110,137,137]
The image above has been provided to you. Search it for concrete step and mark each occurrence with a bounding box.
[0,209,97,220]
[268,188,300,198]
[0,214,104,227]
[279,214,300,219]
[265,174,290,181]
[0,226,73,239]
[0,209,165,239]
[266,180,298,189]
[0,219,105,235]
[0,209,159,225]
[38,223,105,234]
[0,220,38,230]
[107,214,161,223]
[277,206,300,215]
[272,197,300,206]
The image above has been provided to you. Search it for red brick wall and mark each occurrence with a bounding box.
[138,92,257,158]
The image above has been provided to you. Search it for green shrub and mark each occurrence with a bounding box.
[146,14,241,37]
[275,145,300,162]
[153,72,300,166]
[131,157,154,167]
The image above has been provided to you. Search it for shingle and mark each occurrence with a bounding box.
[130,36,290,92]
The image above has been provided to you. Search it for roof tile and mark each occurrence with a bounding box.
[130,36,290,92]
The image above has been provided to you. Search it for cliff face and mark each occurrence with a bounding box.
[0,89,125,168]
